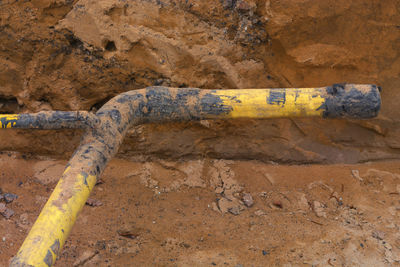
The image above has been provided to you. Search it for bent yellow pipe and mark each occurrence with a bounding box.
[9,84,381,266]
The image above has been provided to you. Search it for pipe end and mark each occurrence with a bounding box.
[322,83,381,119]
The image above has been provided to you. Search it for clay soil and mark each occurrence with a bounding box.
[1,0,400,266]
[1,153,400,266]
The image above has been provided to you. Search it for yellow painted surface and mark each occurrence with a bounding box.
[0,114,19,128]
[13,166,97,266]
[212,88,326,118]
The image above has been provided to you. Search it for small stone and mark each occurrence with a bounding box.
[385,222,396,229]
[254,209,267,216]
[297,193,309,211]
[235,0,256,11]
[4,193,18,203]
[0,203,6,213]
[222,0,236,9]
[351,170,363,182]
[199,120,210,128]
[372,230,385,240]
[236,0,251,11]
[329,197,338,207]
[228,206,241,215]
[217,198,243,215]
[19,213,29,225]
[211,202,220,212]
[1,207,15,219]
[73,250,98,267]
[86,198,103,207]
[242,193,254,207]
[383,242,392,251]
[117,228,141,239]
[96,178,105,185]
[154,78,164,86]
[215,187,224,194]
[272,200,283,209]
[312,201,327,218]
[217,198,231,213]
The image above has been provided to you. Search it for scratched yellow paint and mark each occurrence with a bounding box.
[0,114,19,128]
[212,88,326,118]
[13,166,97,266]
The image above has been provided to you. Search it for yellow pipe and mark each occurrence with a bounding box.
[213,88,326,118]
[13,168,97,266]
[0,111,97,129]
[0,114,19,128]
[9,84,381,266]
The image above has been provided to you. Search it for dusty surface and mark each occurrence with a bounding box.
[0,0,399,163]
[1,153,400,266]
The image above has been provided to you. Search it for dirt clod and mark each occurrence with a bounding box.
[254,209,267,216]
[3,193,18,204]
[0,203,15,219]
[312,201,327,218]
[73,250,98,267]
[272,200,283,209]
[228,206,241,216]
[372,230,385,240]
[86,198,103,207]
[351,170,364,182]
[117,229,140,240]
[0,203,6,213]
[242,193,254,207]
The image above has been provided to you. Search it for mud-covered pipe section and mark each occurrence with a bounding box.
[10,84,380,267]
[320,84,381,118]
[2,84,381,130]
[99,83,381,125]
[0,111,98,129]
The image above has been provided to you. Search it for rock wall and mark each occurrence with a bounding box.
[0,0,399,163]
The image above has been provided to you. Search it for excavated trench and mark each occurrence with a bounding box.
[1,0,400,266]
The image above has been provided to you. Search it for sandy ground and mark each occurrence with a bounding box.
[0,152,399,266]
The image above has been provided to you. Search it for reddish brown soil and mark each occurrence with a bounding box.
[1,153,399,266]
[1,0,400,266]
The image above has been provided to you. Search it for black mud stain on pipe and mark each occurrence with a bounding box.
[319,84,381,119]
[268,90,286,105]
[200,92,233,117]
